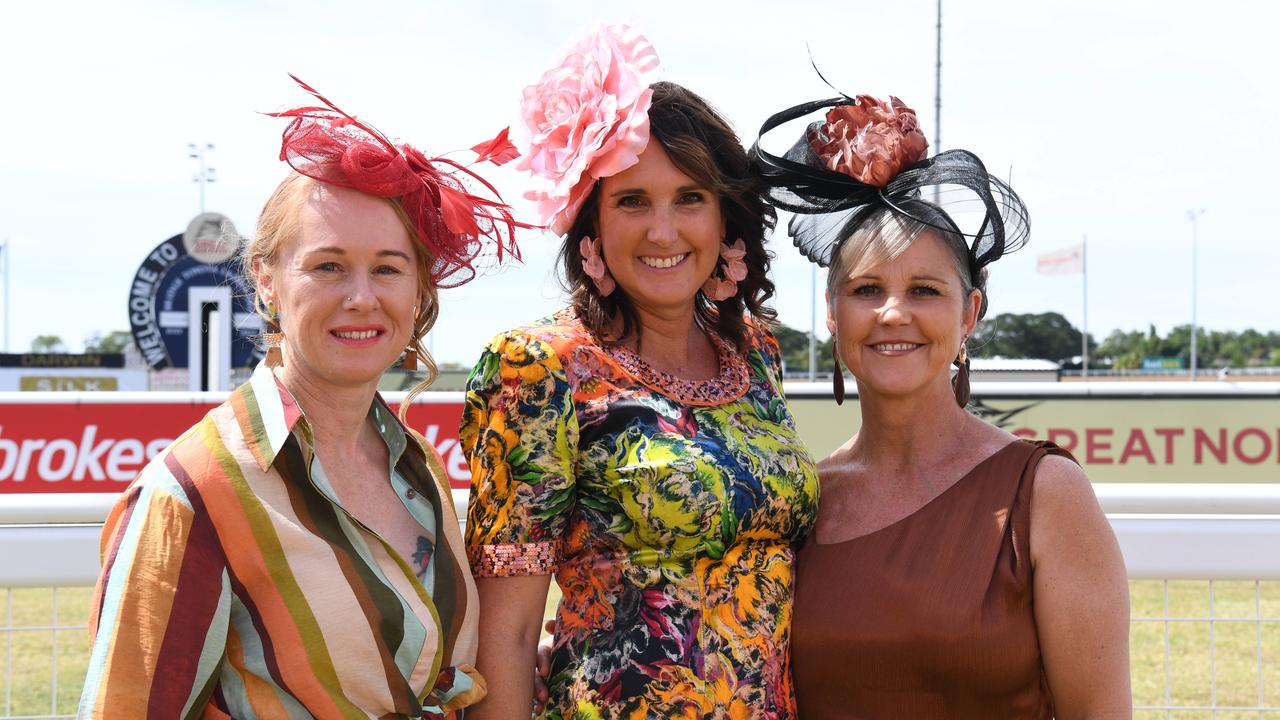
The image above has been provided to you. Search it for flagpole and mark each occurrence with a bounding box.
[1081,234,1089,380]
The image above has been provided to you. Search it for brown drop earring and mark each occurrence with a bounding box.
[831,345,845,406]
[952,337,971,407]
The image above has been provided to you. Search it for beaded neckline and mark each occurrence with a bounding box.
[605,331,751,407]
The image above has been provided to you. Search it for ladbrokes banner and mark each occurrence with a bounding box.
[3,388,1278,493]
[0,394,471,493]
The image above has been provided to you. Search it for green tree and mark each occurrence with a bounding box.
[84,330,132,353]
[970,312,1093,362]
[30,335,66,353]
[772,323,836,375]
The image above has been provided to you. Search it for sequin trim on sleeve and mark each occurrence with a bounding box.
[469,541,559,577]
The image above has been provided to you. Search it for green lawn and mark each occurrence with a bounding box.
[3,582,1277,717]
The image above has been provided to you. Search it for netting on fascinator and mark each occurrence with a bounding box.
[749,95,1029,277]
[267,75,529,287]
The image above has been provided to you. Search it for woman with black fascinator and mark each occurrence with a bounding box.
[751,93,1132,718]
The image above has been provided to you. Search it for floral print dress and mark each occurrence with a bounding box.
[461,308,819,719]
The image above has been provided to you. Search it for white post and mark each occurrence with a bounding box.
[1082,235,1089,380]
[932,0,942,205]
[0,239,8,352]
[1187,209,1205,381]
[809,263,817,382]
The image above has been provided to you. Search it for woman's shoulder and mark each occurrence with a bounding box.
[122,405,237,505]
[482,307,595,362]
[1028,444,1093,510]
[741,314,778,347]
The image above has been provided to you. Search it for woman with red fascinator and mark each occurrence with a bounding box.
[460,26,819,720]
[79,77,524,720]
[751,92,1131,718]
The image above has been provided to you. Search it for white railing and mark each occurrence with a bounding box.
[2,486,1279,717]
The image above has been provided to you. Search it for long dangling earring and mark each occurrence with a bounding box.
[702,238,748,302]
[580,236,616,296]
[402,305,420,371]
[263,300,284,368]
[952,336,971,407]
[831,344,846,406]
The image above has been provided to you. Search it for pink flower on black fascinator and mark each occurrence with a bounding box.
[808,95,928,187]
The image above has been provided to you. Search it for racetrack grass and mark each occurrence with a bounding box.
[1,582,1277,718]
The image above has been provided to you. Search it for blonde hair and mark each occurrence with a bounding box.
[241,172,442,420]
[826,204,986,320]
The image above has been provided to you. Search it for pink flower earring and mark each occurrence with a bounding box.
[580,236,616,296]
[702,238,748,301]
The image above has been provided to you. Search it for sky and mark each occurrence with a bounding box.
[1,0,1277,366]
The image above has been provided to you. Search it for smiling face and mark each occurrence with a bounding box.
[827,230,981,400]
[254,184,422,392]
[596,141,726,322]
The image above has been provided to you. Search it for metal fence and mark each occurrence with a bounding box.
[2,486,1279,718]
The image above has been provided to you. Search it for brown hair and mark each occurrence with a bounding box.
[826,201,988,320]
[241,173,442,419]
[557,81,777,351]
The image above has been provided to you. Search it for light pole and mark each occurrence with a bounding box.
[188,143,216,214]
[1187,209,1205,380]
[932,0,942,205]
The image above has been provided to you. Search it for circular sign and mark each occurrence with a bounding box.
[128,214,264,369]
[183,213,241,265]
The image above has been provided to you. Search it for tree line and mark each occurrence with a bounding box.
[773,313,1280,373]
[27,318,1280,371]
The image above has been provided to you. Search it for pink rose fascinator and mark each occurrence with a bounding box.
[472,25,661,236]
[268,75,530,287]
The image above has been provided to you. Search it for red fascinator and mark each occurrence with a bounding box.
[268,75,527,287]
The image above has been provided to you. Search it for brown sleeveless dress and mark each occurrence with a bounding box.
[792,440,1073,719]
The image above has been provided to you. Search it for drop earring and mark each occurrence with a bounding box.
[701,239,748,302]
[831,344,845,406]
[263,300,284,368]
[952,336,971,407]
[580,236,615,296]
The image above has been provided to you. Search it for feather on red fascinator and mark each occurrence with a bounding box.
[267,75,528,287]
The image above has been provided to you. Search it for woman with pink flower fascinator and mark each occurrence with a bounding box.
[750,94,1131,718]
[459,24,819,720]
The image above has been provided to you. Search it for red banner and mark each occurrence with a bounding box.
[0,396,468,493]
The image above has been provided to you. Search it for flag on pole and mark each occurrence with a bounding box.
[1036,243,1084,275]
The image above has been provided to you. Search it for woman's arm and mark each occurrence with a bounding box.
[459,330,578,718]
[79,471,230,719]
[1031,454,1132,719]
[466,575,553,720]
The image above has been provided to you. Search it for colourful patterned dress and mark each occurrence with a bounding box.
[461,307,820,719]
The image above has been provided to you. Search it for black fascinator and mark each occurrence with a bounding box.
[749,95,1030,278]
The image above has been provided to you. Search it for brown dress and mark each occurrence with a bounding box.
[792,440,1072,719]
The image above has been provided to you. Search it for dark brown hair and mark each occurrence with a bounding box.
[557,81,777,351]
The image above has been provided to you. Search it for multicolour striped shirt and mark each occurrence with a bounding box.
[79,363,483,719]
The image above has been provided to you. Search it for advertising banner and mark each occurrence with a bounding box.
[4,385,1278,494]
[0,394,470,493]
[788,390,1280,484]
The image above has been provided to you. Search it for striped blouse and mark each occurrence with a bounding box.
[79,364,483,719]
